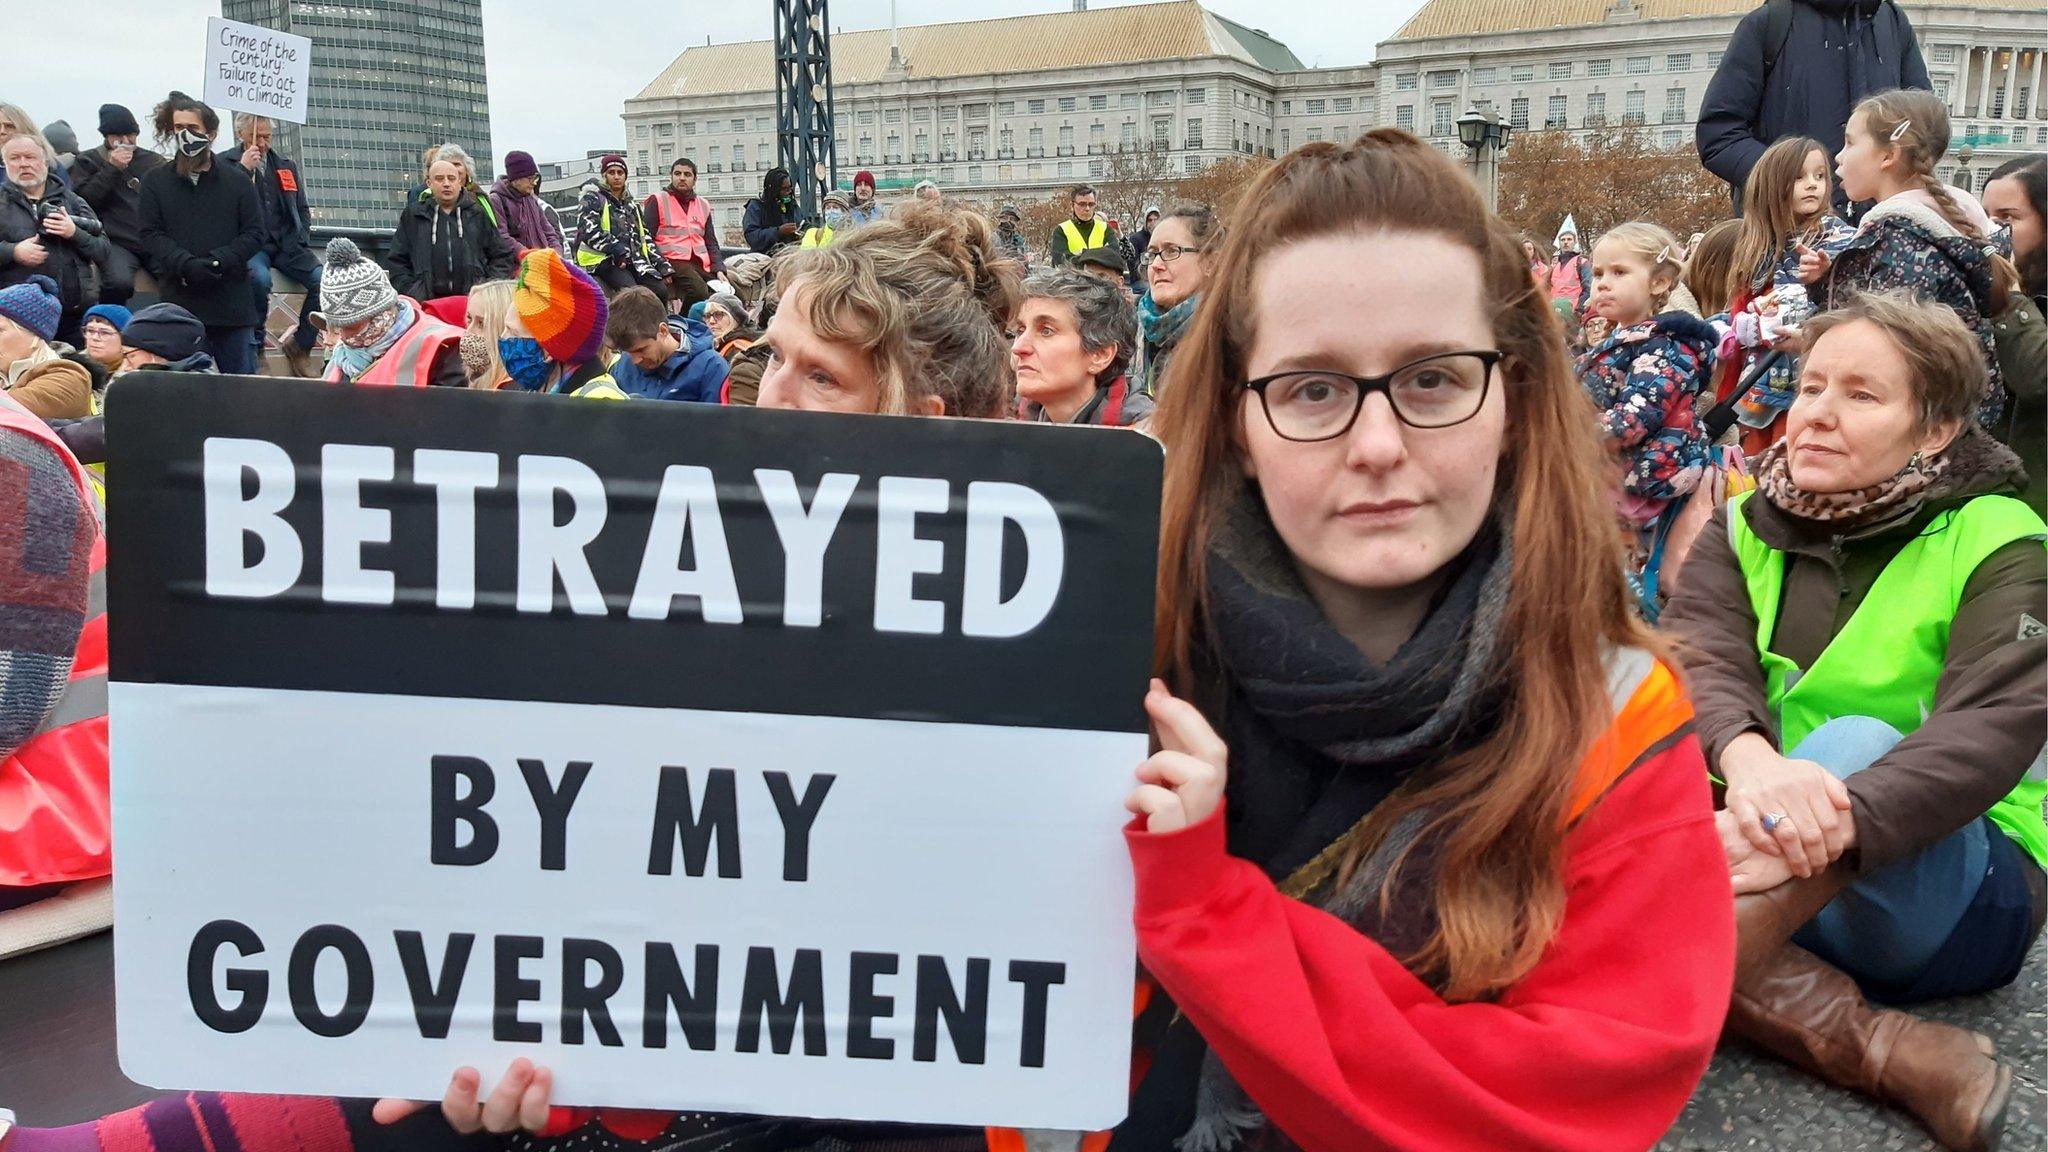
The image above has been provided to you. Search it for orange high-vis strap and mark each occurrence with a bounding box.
[1568,652,1693,826]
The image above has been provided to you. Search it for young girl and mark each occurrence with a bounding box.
[1816,88,2018,432]
[1116,130,1730,1151]
[1717,137,1858,452]
[1578,223,1718,611]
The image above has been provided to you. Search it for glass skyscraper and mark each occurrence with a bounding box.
[222,0,492,231]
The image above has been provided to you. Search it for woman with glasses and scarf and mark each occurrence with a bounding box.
[1108,130,1731,1152]
[1135,203,1218,399]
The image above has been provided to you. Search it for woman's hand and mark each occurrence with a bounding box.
[1717,809,1795,894]
[1720,733,1852,878]
[1124,679,1227,834]
[371,1059,554,1134]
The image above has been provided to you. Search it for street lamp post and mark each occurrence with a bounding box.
[1457,106,1512,212]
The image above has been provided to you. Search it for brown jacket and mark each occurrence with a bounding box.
[1664,426,2046,876]
[718,329,769,407]
[4,354,91,421]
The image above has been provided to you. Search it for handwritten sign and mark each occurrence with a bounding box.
[204,18,312,125]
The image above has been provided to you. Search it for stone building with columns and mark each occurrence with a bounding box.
[620,0,2042,217]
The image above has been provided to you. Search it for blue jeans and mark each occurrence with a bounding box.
[204,326,257,375]
[248,248,322,352]
[1789,716,1991,989]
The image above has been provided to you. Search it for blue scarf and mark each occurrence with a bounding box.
[328,299,417,381]
[1137,291,1200,394]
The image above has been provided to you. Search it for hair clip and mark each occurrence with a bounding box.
[1888,119,1912,142]
[1655,243,1687,266]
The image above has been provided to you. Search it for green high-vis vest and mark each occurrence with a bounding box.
[1727,490,2048,869]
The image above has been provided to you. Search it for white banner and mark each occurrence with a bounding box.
[114,684,1138,1128]
[204,18,311,125]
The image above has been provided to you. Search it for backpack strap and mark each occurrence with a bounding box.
[1761,0,1796,85]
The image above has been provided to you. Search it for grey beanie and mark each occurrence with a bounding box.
[705,292,748,327]
[319,237,400,327]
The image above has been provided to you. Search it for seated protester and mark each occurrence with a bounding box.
[604,286,727,402]
[1070,244,1132,296]
[740,167,802,255]
[67,104,165,309]
[120,303,218,373]
[0,276,90,419]
[575,155,669,299]
[79,303,130,379]
[1111,132,1731,1152]
[460,279,515,389]
[313,238,467,388]
[390,155,517,303]
[499,248,627,400]
[755,202,1021,417]
[0,377,106,914]
[799,188,847,248]
[1662,291,2043,1152]
[1012,267,1152,428]
[1136,202,1220,397]
[702,291,768,406]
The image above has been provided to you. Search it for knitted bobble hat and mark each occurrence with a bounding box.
[513,248,607,365]
[0,276,63,342]
[319,238,400,328]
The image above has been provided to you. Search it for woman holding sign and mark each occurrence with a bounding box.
[1111,131,1733,1152]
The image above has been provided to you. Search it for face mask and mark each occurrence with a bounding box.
[339,309,399,350]
[780,195,797,212]
[998,219,1016,233]
[460,329,494,382]
[176,129,211,157]
[498,336,552,390]
[823,208,844,227]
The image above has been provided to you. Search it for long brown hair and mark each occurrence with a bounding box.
[1727,135,1833,306]
[1151,130,1655,1002]
[1686,219,1744,316]
[1852,89,2017,313]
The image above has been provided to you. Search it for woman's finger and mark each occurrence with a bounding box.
[1771,811,1813,877]
[1145,683,1227,768]
[370,1100,430,1126]
[1822,769,1853,810]
[1135,750,1219,791]
[1125,783,1184,830]
[517,1066,554,1134]
[439,1067,485,1134]
[479,1059,535,1134]
[1729,794,1782,858]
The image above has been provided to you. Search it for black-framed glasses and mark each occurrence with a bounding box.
[1142,244,1193,265]
[1244,351,1502,441]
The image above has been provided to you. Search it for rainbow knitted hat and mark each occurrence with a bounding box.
[513,248,608,366]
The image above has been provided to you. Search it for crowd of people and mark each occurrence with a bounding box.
[1,66,2045,1152]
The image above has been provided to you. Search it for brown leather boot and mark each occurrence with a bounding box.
[1732,866,1852,984]
[1728,943,2012,1151]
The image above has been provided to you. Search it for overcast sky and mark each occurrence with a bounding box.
[17,0,1414,164]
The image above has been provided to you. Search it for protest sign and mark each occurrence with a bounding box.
[107,377,1160,1129]
[203,18,311,125]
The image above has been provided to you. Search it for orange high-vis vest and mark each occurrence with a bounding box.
[323,314,466,387]
[0,399,109,888]
[650,190,714,273]
[984,648,1690,1152]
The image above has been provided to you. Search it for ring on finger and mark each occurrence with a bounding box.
[1761,812,1792,834]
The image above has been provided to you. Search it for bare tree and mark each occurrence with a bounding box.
[1499,125,1730,250]
[1172,155,1273,220]
[1096,145,1178,229]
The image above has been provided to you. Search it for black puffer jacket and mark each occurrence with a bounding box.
[389,190,517,301]
[0,181,111,313]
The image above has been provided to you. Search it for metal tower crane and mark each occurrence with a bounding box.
[774,0,838,223]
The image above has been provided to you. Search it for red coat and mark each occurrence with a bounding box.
[1126,667,1733,1152]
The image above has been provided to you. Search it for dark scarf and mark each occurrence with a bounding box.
[1113,489,1515,1152]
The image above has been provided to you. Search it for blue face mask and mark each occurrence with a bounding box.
[824,208,845,227]
[498,336,552,390]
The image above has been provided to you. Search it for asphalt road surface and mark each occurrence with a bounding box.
[6,931,2044,1148]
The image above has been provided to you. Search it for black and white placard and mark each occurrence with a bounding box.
[106,377,1161,1129]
